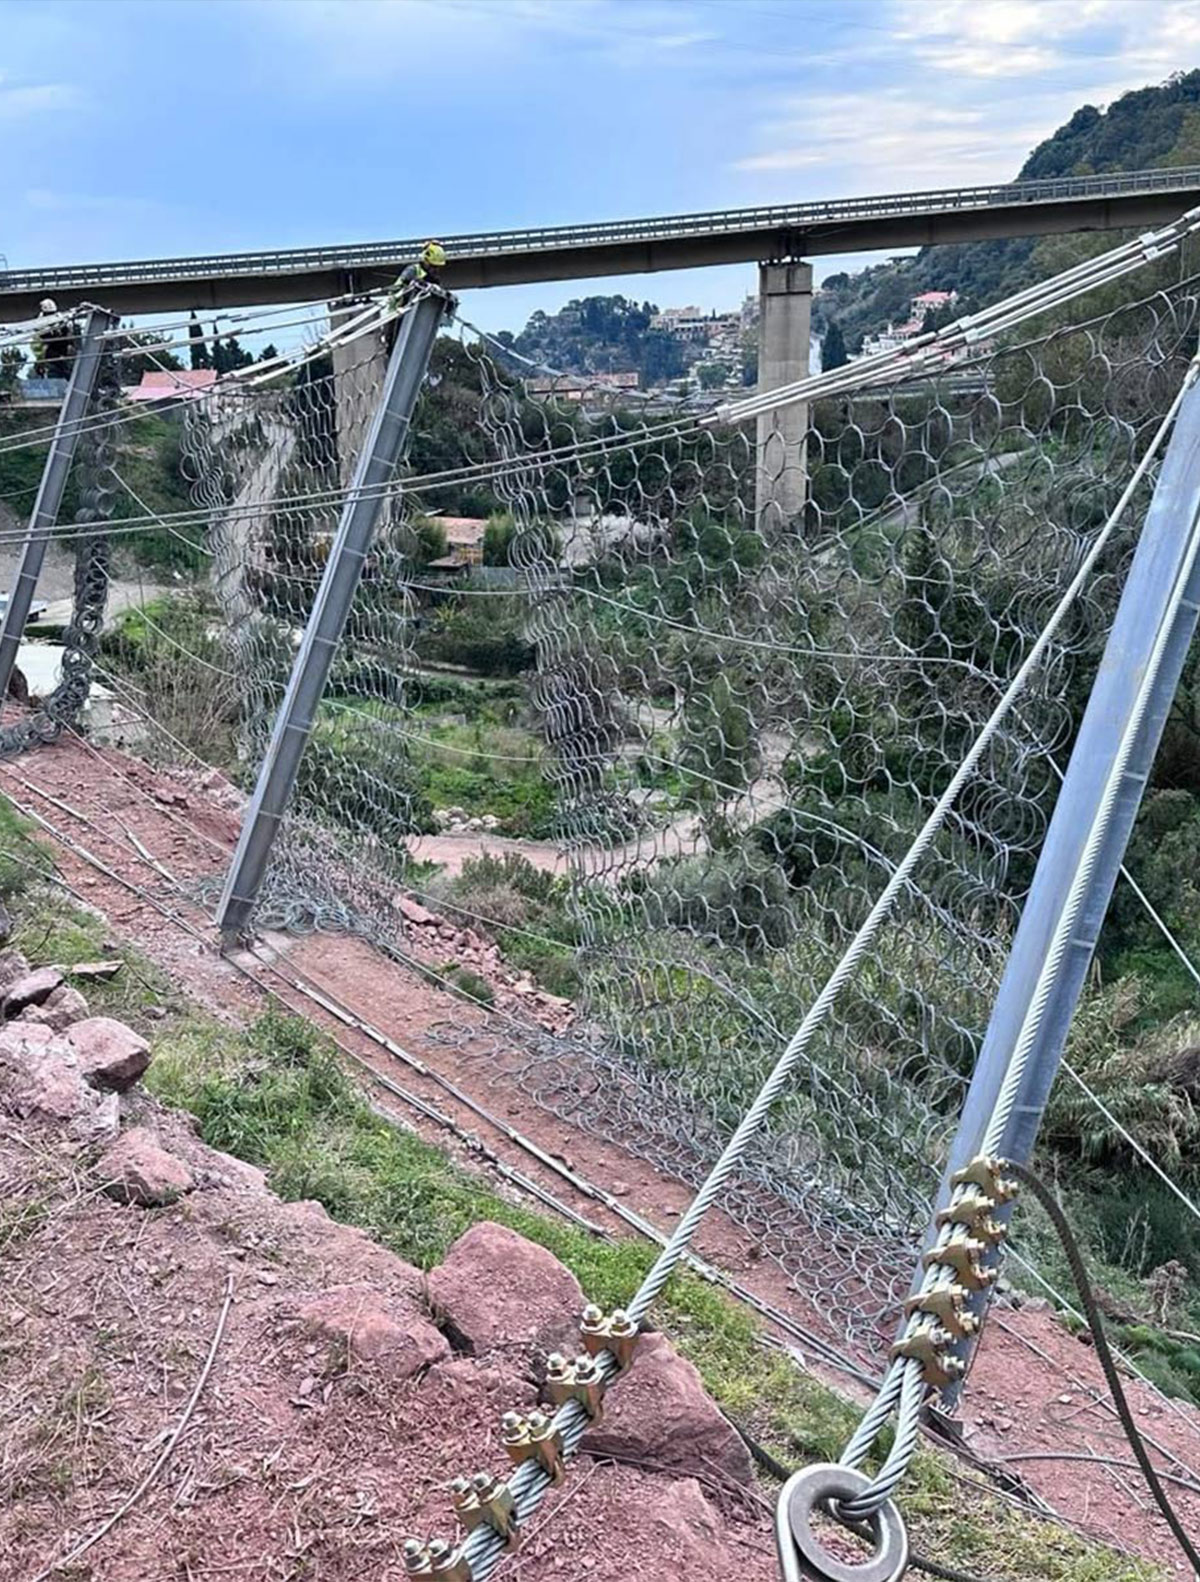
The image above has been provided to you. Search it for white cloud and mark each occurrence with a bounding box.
[894,0,1200,79]
[734,93,1046,190]
[0,78,79,120]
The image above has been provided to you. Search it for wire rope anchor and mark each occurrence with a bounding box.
[775,1463,908,1582]
[450,1472,519,1549]
[545,1352,605,1422]
[501,1409,566,1484]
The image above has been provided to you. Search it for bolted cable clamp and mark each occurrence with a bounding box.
[922,1233,996,1291]
[580,1303,640,1372]
[891,1322,966,1390]
[501,1409,566,1485]
[450,1472,518,1549]
[545,1352,605,1422]
[950,1155,1018,1205]
[904,1283,979,1342]
[935,1189,1006,1243]
[403,1539,472,1581]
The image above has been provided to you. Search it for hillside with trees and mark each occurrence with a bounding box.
[817,70,1200,350]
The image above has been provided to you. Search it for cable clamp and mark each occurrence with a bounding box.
[402,1539,472,1581]
[934,1190,1006,1243]
[903,1283,979,1341]
[890,1322,966,1389]
[949,1155,1018,1203]
[501,1409,566,1484]
[545,1352,605,1422]
[450,1472,519,1549]
[580,1302,639,1371]
[922,1233,995,1291]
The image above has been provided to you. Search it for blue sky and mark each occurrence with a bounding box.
[2,0,1199,334]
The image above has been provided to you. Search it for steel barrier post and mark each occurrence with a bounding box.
[927,375,1200,1406]
[216,291,445,940]
[0,306,118,702]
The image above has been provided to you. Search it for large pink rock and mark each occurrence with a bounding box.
[297,1284,449,1377]
[97,1127,194,1206]
[0,1021,82,1120]
[3,966,63,1017]
[582,1333,753,1485]
[66,1017,151,1092]
[20,985,90,1033]
[426,1222,584,1358]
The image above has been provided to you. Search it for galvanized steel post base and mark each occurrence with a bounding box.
[217,291,446,940]
[0,306,119,704]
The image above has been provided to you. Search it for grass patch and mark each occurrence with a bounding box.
[9,892,173,1021]
[143,1006,1162,1581]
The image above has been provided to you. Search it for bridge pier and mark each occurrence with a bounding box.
[329,303,389,487]
[755,260,812,534]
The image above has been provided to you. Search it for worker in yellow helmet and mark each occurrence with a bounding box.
[388,241,448,315]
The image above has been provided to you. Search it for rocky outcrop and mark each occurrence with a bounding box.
[20,984,90,1032]
[426,1221,584,1357]
[67,1016,152,1092]
[2,966,64,1017]
[97,1127,195,1206]
[582,1332,753,1485]
[296,1284,449,1377]
[0,1020,118,1141]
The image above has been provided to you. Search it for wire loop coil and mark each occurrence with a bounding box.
[775,1463,908,1582]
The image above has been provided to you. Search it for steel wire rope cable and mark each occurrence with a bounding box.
[33,659,1200,1518]
[837,380,1200,1530]
[717,206,1200,429]
[11,755,1198,1538]
[449,333,1200,1582]
[0,291,401,459]
[1000,1159,1200,1575]
[30,218,1187,533]
[15,743,1167,1537]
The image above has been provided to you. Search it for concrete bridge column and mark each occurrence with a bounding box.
[329,304,389,488]
[755,261,812,534]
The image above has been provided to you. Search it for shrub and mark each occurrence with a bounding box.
[440,964,495,1007]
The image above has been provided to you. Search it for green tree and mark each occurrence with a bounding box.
[698,362,732,390]
[821,320,848,371]
[110,331,183,382]
[0,346,24,394]
[188,313,210,370]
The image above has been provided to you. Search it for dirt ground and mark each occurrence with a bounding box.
[2,728,1200,1574]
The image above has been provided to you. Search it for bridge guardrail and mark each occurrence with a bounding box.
[3,166,1200,295]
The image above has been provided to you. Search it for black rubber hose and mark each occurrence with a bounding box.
[1001,1157,1200,1576]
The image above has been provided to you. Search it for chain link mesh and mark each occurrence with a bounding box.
[8,271,1200,1363]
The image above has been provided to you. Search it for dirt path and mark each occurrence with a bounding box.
[2,731,1200,1574]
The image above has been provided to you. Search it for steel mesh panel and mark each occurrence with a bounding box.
[48,273,1200,1360]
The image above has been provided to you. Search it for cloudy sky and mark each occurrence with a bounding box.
[2,0,1199,331]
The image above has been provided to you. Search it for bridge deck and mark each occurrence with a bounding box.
[2,166,1198,319]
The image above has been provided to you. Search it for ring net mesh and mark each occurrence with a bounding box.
[12,268,1200,1362]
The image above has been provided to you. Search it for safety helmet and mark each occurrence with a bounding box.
[38,298,57,314]
[421,241,447,269]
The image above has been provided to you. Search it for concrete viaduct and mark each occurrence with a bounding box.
[4,164,1199,528]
